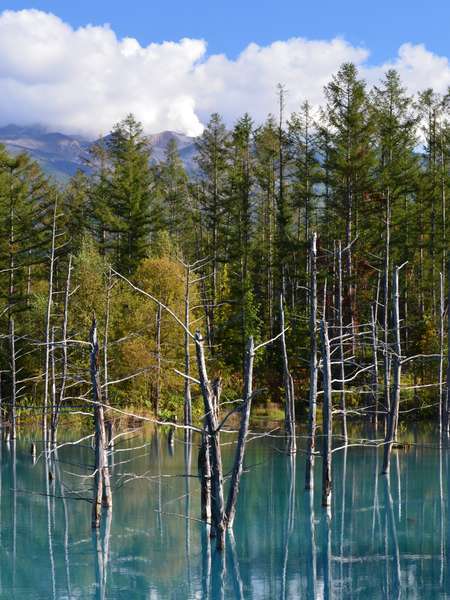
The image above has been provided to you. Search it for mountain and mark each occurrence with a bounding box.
[0,125,198,181]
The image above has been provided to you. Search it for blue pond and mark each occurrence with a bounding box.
[0,424,448,599]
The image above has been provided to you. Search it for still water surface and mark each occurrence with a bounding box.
[0,424,449,599]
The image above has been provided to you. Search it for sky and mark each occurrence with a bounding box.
[0,1,449,137]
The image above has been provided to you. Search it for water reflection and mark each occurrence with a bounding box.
[0,425,449,598]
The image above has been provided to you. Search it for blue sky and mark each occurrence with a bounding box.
[3,0,449,64]
[0,2,448,136]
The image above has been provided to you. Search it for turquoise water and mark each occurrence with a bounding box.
[0,424,449,599]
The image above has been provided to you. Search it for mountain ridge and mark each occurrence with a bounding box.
[0,125,198,180]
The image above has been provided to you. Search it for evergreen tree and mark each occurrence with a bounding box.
[195,113,230,349]
[155,137,190,251]
[107,114,156,274]
[323,63,376,327]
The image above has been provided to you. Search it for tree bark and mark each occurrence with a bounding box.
[43,198,57,449]
[382,266,401,475]
[320,320,332,510]
[195,331,225,550]
[337,241,348,444]
[225,336,254,528]
[90,317,112,528]
[9,318,16,439]
[184,264,192,429]
[305,233,318,489]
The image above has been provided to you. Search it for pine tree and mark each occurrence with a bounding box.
[107,114,156,274]
[220,114,260,364]
[195,113,230,349]
[155,137,190,251]
[323,62,376,328]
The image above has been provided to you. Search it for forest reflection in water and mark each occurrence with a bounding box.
[0,423,449,599]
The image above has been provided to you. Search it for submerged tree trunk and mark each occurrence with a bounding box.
[320,320,332,511]
[305,233,318,489]
[382,266,401,475]
[199,426,211,522]
[225,337,254,528]
[90,317,112,528]
[195,331,225,550]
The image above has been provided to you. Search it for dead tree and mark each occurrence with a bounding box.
[199,418,212,522]
[337,241,348,444]
[225,336,255,528]
[446,254,450,438]
[439,271,445,436]
[320,320,332,510]
[383,192,392,420]
[153,304,162,415]
[371,302,379,429]
[382,265,401,475]
[9,318,16,439]
[305,232,318,489]
[103,265,113,445]
[50,255,73,446]
[43,198,58,448]
[183,262,192,429]
[279,294,296,453]
[90,317,112,528]
[0,372,3,430]
[195,331,226,550]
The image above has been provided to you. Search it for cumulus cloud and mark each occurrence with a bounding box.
[0,9,448,138]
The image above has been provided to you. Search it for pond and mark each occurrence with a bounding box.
[0,424,448,599]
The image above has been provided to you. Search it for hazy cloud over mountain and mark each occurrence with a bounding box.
[0,9,449,138]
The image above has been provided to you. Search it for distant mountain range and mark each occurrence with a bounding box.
[0,125,198,181]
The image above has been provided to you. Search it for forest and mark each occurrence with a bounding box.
[1,63,448,428]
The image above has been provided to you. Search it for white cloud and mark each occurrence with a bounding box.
[0,9,448,138]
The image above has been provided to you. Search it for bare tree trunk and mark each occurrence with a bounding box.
[281,454,296,600]
[439,271,445,437]
[280,294,296,453]
[199,425,211,522]
[383,195,391,420]
[305,233,318,489]
[0,372,3,431]
[51,255,72,445]
[184,264,192,429]
[337,241,348,444]
[103,266,113,447]
[382,266,401,475]
[9,318,16,439]
[305,486,317,599]
[43,199,58,449]
[371,303,379,430]
[320,320,332,511]
[90,317,112,528]
[195,331,225,550]
[225,337,254,529]
[154,304,162,416]
[445,254,450,438]
[50,327,56,446]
